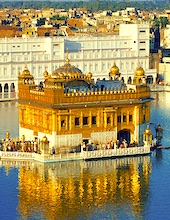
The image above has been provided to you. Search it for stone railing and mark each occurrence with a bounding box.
[82,146,150,160]
[0,151,34,160]
[0,146,150,163]
[34,152,82,163]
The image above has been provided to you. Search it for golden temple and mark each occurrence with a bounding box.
[18,52,152,154]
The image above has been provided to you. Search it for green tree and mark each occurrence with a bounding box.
[152,17,160,30]
[160,17,169,28]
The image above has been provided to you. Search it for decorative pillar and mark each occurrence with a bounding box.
[66,115,68,130]
[2,83,4,99]
[134,106,140,144]
[69,113,72,131]
[6,131,10,141]
[8,83,11,99]
[21,134,25,151]
[51,111,56,131]
[58,115,61,132]
[143,128,152,147]
[114,108,118,141]
[52,111,56,147]
[104,111,107,128]
[40,136,50,155]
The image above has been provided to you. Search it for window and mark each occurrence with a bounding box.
[92,116,96,125]
[83,117,88,125]
[143,115,146,122]
[102,63,106,71]
[75,117,80,126]
[117,115,121,123]
[140,48,146,51]
[123,115,126,122]
[95,64,98,71]
[107,117,111,124]
[129,115,133,122]
[140,41,145,44]
[61,120,65,127]
[140,30,146,33]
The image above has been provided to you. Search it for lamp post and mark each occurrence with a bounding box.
[150,123,163,146]
[156,124,163,146]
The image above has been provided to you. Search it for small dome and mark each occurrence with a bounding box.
[87,72,92,78]
[43,71,49,78]
[42,136,48,142]
[135,67,145,76]
[21,135,25,142]
[6,131,10,138]
[110,63,119,77]
[144,128,152,135]
[22,66,30,75]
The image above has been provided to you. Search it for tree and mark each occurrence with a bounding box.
[160,17,169,28]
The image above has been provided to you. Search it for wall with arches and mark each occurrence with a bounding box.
[0,81,18,100]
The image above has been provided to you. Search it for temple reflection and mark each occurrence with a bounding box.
[0,156,151,219]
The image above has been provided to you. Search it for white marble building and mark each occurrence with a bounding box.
[0,23,156,100]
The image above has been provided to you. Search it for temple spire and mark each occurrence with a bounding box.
[66,48,70,64]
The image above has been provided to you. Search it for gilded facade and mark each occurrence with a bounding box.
[18,54,152,152]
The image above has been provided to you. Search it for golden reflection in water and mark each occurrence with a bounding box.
[2,156,151,219]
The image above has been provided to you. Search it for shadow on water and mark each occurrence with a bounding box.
[152,149,163,163]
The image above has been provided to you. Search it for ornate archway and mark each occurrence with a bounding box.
[117,129,131,146]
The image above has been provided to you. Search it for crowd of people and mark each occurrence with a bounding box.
[82,139,139,152]
[0,139,39,153]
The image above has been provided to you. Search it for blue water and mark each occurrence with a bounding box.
[0,92,170,220]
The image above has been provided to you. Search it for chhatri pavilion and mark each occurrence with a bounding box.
[18,53,152,153]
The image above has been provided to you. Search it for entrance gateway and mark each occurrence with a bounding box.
[117,129,131,146]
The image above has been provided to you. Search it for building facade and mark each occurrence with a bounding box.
[0,23,156,100]
[18,54,152,152]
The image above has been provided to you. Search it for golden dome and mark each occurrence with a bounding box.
[42,136,48,142]
[87,72,92,78]
[43,71,49,78]
[135,67,145,76]
[21,135,25,142]
[144,128,152,135]
[51,51,84,79]
[22,66,30,75]
[6,131,10,139]
[51,61,83,79]
[110,63,119,77]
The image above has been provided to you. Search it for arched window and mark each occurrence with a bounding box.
[4,83,8,92]
[10,83,15,92]
[128,77,132,84]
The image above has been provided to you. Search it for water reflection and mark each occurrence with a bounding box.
[0,101,19,139]
[0,156,151,219]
